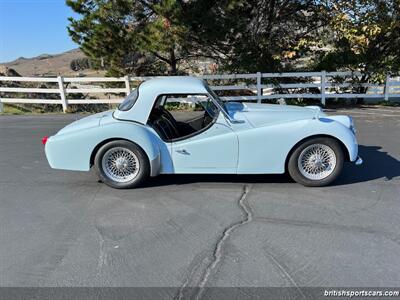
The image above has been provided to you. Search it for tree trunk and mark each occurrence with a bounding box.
[356,73,369,104]
[169,49,177,75]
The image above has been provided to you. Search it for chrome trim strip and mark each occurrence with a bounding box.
[355,156,363,166]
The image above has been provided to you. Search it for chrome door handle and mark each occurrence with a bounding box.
[176,149,190,155]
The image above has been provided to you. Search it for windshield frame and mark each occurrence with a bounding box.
[204,84,228,114]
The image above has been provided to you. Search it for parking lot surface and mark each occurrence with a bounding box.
[0,107,399,298]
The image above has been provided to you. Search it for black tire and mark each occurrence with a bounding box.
[287,137,344,187]
[94,140,150,189]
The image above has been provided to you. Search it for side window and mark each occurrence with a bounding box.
[118,88,138,111]
[148,94,219,141]
[164,95,218,122]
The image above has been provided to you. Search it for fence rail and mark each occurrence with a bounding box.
[0,72,399,112]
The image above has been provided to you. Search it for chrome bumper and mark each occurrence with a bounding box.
[355,156,363,166]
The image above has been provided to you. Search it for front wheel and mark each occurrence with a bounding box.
[94,140,150,189]
[288,137,344,187]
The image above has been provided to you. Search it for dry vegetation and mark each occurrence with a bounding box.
[0,49,104,77]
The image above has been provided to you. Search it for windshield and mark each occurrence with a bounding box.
[196,95,219,119]
[118,88,139,111]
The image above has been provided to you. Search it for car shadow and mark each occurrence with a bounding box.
[143,174,290,188]
[141,145,399,188]
[334,145,400,185]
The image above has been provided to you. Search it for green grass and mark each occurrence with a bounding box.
[376,101,400,107]
[1,104,31,115]
[0,103,113,115]
[0,104,66,115]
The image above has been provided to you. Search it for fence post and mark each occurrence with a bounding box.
[124,75,131,96]
[320,71,326,106]
[384,74,390,101]
[57,76,68,113]
[256,72,262,103]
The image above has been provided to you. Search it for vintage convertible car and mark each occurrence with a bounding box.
[43,76,362,188]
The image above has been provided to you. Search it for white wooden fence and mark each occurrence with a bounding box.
[0,71,399,112]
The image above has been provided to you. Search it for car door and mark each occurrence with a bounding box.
[171,113,238,173]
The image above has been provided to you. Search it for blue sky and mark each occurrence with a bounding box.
[0,0,80,63]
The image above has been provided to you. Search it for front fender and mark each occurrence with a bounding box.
[236,118,358,174]
[284,119,358,167]
[45,121,163,175]
[313,117,358,161]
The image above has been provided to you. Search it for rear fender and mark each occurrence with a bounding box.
[45,122,165,175]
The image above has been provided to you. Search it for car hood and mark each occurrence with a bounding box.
[225,102,324,127]
[56,111,113,135]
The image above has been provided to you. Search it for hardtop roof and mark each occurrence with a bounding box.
[138,76,208,95]
[113,76,211,124]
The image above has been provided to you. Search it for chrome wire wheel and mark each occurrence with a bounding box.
[297,143,337,180]
[101,147,140,183]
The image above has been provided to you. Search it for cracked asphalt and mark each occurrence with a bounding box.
[0,107,399,298]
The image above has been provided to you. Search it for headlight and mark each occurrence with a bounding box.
[349,116,356,134]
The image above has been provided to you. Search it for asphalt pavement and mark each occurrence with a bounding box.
[0,107,399,299]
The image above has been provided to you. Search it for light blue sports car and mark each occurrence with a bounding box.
[43,76,362,188]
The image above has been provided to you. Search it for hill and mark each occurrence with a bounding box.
[0,49,105,77]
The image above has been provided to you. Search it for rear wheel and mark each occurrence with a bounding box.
[94,140,149,189]
[288,137,344,187]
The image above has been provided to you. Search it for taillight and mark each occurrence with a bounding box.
[42,136,49,145]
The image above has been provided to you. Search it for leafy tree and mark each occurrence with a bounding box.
[67,0,328,75]
[66,0,399,77]
[316,0,400,79]
[70,57,92,71]
[66,0,201,75]
[182,0,327,73]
